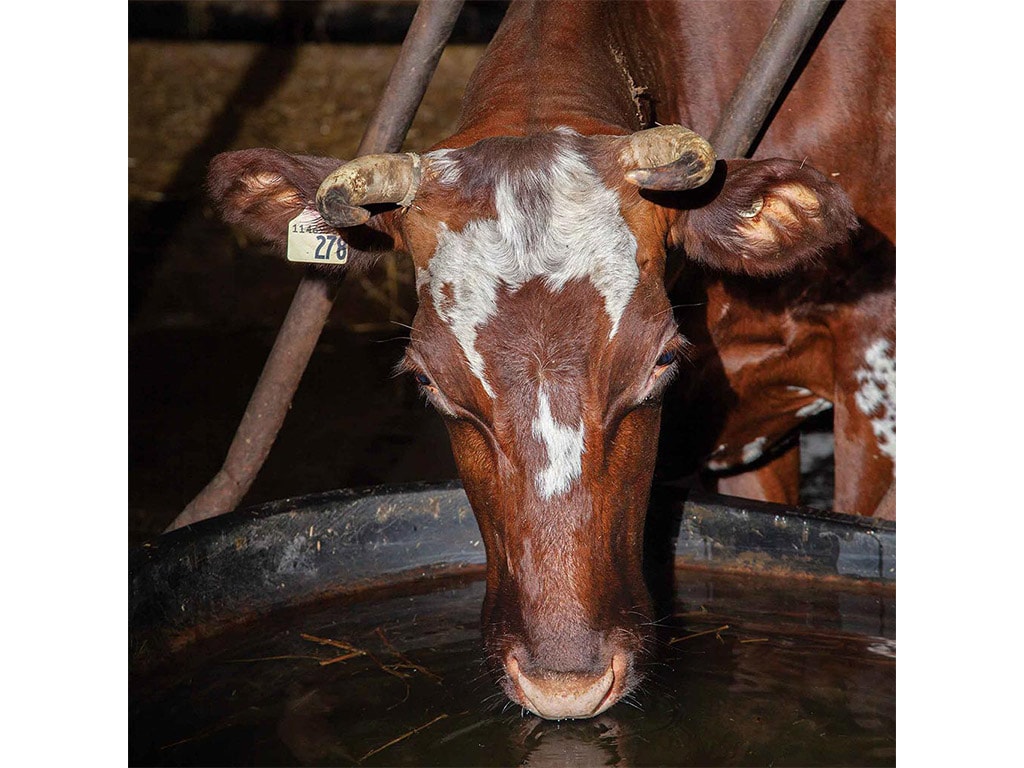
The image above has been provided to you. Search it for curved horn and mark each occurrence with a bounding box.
[316,152,422,228]
[619,125,717,192]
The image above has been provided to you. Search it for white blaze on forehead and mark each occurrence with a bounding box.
[532,389,585,499]
[855,338,896,461]
[422,136,640,397]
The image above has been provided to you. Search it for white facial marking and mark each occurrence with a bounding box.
[424,148,462,186]
[741,436,768,464]
[786,385,813,396]
[414,265,430,292]
[532,389,585,499]
[796,397,833,418]
[854,339,896,461]
[424,133,640,397]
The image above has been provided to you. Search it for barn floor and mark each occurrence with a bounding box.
[128,3,834,546]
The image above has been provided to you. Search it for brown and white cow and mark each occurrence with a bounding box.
[207,0,894,720]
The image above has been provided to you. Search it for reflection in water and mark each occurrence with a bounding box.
[517,716,628,768]
[276,685,356,766]
[131,572,895,767]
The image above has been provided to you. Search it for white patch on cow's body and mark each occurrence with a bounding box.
[532,389,585,499]
[787,385,813,396]
[705,444,730,471]
[423,134,640,397]
[741,436,768,464]
[854,339,896,461]
[705,436,768,470]
[796,397,833,418]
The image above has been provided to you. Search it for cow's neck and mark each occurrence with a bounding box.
[449,0,675,144]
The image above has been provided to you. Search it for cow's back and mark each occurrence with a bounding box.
[650,0,895,242]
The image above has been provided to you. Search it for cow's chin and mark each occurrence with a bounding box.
[485,628,647,721]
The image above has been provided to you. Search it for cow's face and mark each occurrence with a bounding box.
[397,132,679,718]
[206,126,855,719]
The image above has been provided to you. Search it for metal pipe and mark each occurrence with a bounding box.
[709,0,832,158]
[168,0,466,532]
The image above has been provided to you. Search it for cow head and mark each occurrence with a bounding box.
[207,126,855,719]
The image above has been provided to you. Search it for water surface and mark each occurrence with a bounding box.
[130,570,895,766]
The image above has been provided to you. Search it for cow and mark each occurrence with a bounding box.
[206,0,894,720]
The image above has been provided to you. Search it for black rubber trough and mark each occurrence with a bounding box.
[130,481,894,665]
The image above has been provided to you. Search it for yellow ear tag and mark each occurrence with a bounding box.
[286,208,348,265]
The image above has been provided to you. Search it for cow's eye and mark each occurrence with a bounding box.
[640,339,684,404]
[408,368,462,420]
[656,349,677,367]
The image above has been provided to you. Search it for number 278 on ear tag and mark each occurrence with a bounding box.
[286,209,348,265]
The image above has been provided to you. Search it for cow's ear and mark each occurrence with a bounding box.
[206,148,401,258]
[674,158,857,276]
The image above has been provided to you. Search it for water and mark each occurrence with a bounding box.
[130,571,895,766]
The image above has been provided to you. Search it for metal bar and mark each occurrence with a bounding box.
[168,0,466,532]
[709,0,832,158]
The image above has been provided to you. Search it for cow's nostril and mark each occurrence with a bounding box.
[508,655,621,720]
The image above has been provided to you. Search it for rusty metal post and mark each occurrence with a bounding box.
[168,0,466,532]
[710,0,832,158]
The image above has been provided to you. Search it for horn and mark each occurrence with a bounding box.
[619,125,717,192]
[316,152,422,227]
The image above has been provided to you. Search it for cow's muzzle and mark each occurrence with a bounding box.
[506,652,629,720]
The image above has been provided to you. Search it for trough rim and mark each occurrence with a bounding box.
[129,482,895,664]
